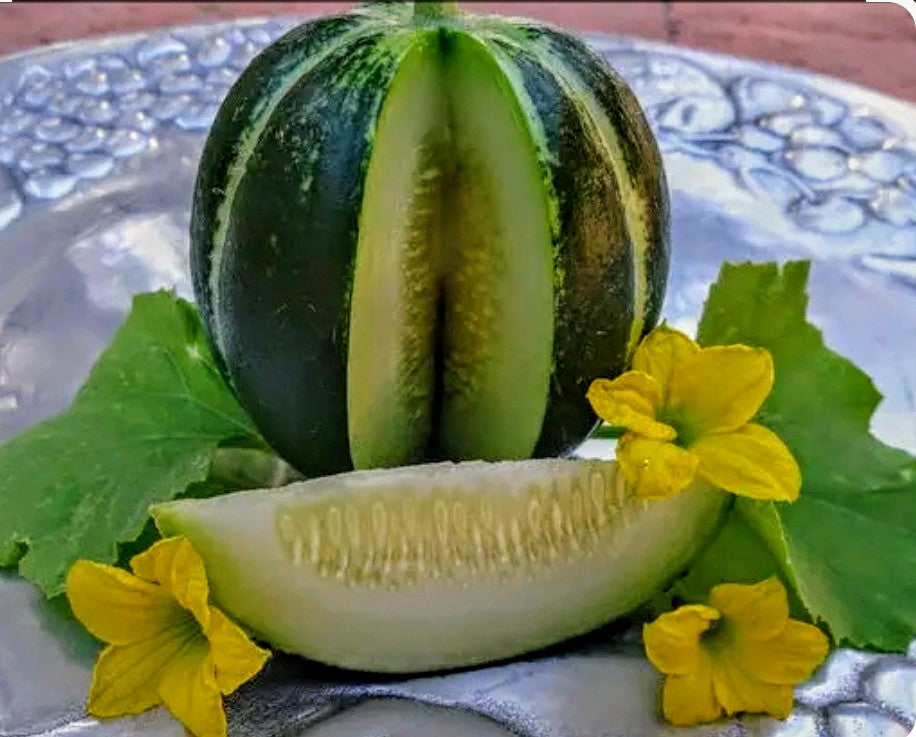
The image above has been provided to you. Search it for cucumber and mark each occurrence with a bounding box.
[191,3,669,476]
[152,459,724,673]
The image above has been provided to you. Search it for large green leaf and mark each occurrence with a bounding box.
[671,500,808,619]
[0,292,265,596]
[694,261,915,650]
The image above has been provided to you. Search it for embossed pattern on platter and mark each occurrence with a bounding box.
[598,50,916,236]
[0,22,293,203]
[0,20,912,238]
[0,18,913,737]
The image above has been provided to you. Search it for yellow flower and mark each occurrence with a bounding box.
[66,537,269,737]
[643,578,829,725]
[587,325,800,500]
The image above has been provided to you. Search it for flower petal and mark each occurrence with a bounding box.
[207,607,270,695]
[88,628,197,717]
[708,578,790,641]
[661,653,722,726]
[691,423,801,501]
[644,604,720,675]
[667,345,773,436]
[159,642,227,737]
[586,373,675,440]
[617,435,699,499]
[132,537,211,631]
[632,326,699,403]
[713,655,794,718]
[739,620,829,685]
[67,560,184,645]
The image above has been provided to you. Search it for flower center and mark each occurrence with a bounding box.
[700,616,733,653]
[658,408,702,448]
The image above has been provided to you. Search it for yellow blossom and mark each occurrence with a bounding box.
[643,578,829,725]
[587,325,800,500]
[66,537,269,737]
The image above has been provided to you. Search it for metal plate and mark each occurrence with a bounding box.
[0,17,914,737]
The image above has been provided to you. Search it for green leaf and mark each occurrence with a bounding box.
[0,292,264,596]
[671,500,808,620]
[694,261,916,651]
[115,447,299,566]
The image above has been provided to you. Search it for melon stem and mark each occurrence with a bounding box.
[413,2,461,22]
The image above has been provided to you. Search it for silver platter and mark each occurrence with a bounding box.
[0,17,913,737]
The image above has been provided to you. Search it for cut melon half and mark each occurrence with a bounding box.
[152,458,725,673]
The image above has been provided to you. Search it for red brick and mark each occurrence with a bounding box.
[670,2,916,100]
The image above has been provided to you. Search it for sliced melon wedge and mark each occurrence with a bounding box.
[152,459,725,673]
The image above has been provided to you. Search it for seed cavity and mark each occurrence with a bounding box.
[275,465,643,589]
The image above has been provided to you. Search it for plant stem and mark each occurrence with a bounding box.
[413,2,460,22]
[591,424,625,440]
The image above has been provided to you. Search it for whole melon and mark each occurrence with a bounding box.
[191,2,669,476]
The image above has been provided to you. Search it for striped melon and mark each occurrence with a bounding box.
[191,2,669,477]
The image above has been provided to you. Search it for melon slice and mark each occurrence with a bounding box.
[152,458,725,673]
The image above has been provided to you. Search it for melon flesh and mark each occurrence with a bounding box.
[152,459,725,673]
[346,30,555,469]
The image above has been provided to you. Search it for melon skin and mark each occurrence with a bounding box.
[191,4,670,477]
[152,460,724,673]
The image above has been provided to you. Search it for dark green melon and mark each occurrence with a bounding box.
[191,2,669,477]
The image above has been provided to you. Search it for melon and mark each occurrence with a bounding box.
[190,2,669,476]
[153,459,723,673]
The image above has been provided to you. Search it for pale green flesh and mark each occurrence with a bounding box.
[347,31,554,469]
[153,459,725,673]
